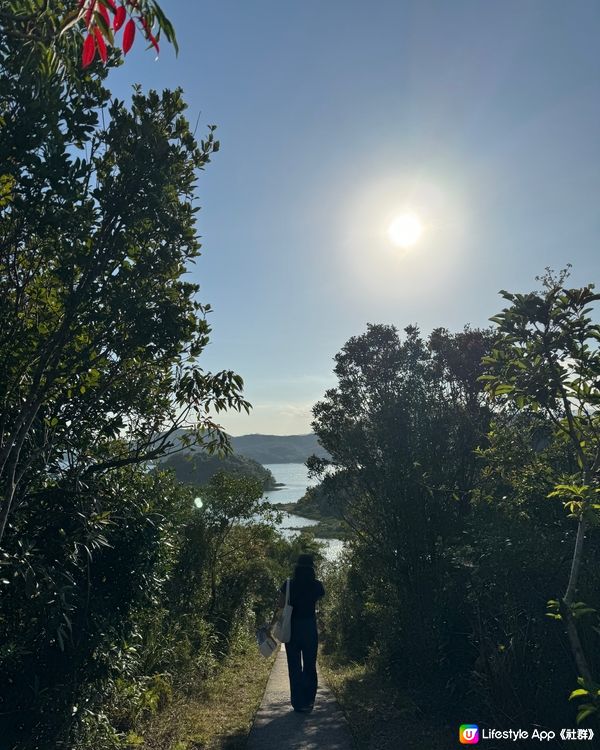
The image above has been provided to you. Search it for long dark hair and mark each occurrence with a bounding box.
[293,564,316,584]
[290,554,316,604]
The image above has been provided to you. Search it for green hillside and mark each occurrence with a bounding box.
[161,450,276,490]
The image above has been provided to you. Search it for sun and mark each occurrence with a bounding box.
[387,212,424,248]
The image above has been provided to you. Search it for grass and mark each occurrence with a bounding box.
[319,652,453,750]
[138,636,275,750]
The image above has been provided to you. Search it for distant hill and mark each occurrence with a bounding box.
[157,430,329,467]
[160,451,276,490]
[229,433,329,464]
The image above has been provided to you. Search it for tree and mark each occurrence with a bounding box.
[482,269,600,721]
[0,4,263,747]
[194,472,280,626]
[0,2,249,545]
[309,324,492,682]
[2,0,176,73]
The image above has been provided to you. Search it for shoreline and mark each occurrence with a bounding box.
[278,501,347,540]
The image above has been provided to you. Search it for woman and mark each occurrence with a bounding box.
[276,553,325,713]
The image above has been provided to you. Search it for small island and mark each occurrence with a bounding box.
[160,449,277,491]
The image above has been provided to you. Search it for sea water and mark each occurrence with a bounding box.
[262,463,343,561]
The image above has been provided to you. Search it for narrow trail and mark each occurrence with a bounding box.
[246,644,354,750]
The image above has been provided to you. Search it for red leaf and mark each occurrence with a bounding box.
[104,0,117,11]
[94,27,108,63]
[138,15,159,53]
[148,30,159,54]
[82,33,96,67]
[122,18,135,54]
[85,0,96,28]
[113,5,126,30]
[98,3,110,26]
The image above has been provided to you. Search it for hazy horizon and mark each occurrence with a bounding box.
[230,432,315,438]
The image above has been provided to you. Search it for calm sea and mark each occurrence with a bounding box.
[262,462,343,561]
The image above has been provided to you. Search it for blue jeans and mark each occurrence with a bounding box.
[285,616,318,709]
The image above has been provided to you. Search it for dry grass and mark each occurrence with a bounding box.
[138,640,275,750]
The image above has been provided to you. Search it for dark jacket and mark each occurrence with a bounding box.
[280,578,325,619]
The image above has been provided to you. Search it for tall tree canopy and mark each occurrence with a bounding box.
[0,2,249,542]
[309,324,492,679]
[0,4,262,747]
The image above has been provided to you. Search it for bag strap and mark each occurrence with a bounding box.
[285,577,291,606]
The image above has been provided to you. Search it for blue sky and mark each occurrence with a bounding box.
[110,0,600,435]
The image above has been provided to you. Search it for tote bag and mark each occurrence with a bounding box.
[256,624,279,657]
[272,578,293,643]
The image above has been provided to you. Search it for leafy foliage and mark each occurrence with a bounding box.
[0,9,285,749]
[482,269,600,721]
[1,0,176,74]
[70,1,178,67]
[311,324,492,687]
[314,285,600,731]
[0,15,249,545]
[0,467,299,748]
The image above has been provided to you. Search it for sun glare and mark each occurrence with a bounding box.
[387,212,424,248]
